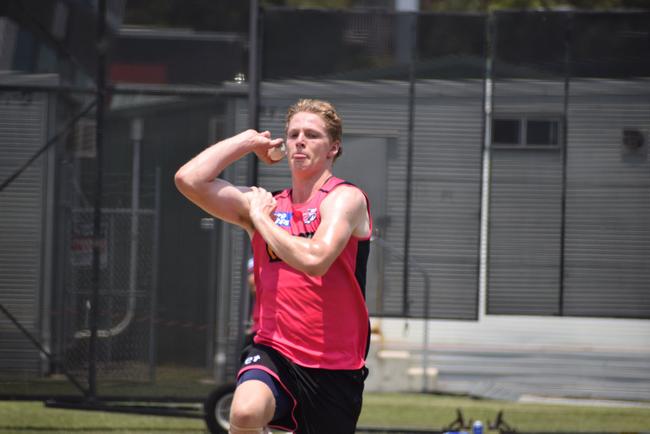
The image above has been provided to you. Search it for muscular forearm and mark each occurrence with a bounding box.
[247,185,366,276]
[252,213,332,276]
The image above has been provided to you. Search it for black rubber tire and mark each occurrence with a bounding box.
[204,383,237,434]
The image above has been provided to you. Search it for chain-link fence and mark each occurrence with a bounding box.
[60,206,157,384]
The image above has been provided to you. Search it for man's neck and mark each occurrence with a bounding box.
[291,170,333,204]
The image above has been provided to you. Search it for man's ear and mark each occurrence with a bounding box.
[328,141,340,159]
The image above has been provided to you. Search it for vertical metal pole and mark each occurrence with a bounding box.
[404,10,430,390]
[420,272,430,392]
[205,118,218,371]
[89,0,107,400]
[232,0,261,370]
[205,219,218,370]
[248,0,260,136]
[478,11,495,321]
[127,118,142,333]
[558,14,573,316]
[401,10,417,318]
[214,221,233,384]
[149,167,161,383]
[41,95,56,376]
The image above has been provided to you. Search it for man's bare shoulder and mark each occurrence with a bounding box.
[322,183,367,209]
[320,183,370,236]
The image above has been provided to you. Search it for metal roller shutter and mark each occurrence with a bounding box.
[0,91,48,374]
[409,85,484,320]
[488,147,563,315]
[487,80,565,315]
[564,80,650,318]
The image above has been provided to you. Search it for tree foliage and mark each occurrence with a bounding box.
[123,0,249,31]
[122,0,648,31]
[268,0,650,11]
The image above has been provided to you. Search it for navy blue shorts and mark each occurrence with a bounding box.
[237,368,291,421]
[237,343,368,434]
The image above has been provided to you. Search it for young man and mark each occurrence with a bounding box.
[175,99,372,434]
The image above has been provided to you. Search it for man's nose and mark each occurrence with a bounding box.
[296,132,306,146]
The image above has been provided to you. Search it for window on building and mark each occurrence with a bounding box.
[492,116,562,148]
[493,119,520,144]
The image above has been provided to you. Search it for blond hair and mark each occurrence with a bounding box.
[285,99,343,159]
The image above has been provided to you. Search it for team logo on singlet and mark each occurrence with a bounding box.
[273,211,292,227]
[244,354,261,365]
[303,208,318,224]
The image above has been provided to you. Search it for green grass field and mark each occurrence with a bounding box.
[1,393,650,433]
[361,393,650,432]
[2,365,650,432]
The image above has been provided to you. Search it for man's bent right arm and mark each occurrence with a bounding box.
[174,129,283,232]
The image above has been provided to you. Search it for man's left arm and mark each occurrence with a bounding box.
[248,185,369,276]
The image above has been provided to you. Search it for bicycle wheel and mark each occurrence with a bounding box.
[204,383,236,434]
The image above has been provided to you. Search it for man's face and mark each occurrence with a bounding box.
[286,112,339,174]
